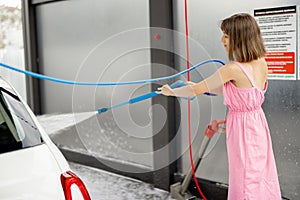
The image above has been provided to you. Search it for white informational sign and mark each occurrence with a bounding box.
[254,6,297,80]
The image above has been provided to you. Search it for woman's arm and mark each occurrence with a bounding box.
[157,63,237,97]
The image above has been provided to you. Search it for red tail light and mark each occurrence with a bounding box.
[61,171,91,200]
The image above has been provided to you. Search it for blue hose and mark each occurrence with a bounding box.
[0,60,225,114]
[0,59,225,86]
[98,80,198,114]
[97,80,219,115]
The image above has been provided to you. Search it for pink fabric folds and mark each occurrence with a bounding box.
[223,62,281,200]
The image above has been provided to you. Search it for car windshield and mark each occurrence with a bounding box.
[0,87,42,154]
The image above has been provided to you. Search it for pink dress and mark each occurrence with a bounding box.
[223,62,281,200]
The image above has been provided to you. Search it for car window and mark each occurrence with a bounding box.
[0,87,43,154]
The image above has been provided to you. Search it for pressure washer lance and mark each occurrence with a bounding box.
[170,119,226,200]
[97,80,216,114]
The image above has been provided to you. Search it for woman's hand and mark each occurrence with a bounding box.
[156,84,175,96]
[157,81,196,97]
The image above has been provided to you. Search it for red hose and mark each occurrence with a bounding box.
[184,1,207,199]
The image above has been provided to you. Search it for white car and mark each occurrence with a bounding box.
[0,77,91,200]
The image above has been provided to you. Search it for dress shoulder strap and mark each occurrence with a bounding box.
[234,61,256,87]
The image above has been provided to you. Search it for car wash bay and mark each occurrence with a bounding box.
[23,0,299,199]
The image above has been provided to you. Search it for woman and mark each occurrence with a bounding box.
[157,13,281,200]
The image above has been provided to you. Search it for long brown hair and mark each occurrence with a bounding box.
[220,13,266,62]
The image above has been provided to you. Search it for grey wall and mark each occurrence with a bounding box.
[35,0,150,113]
[173,0,300,199]
[35,0,154,167]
